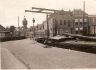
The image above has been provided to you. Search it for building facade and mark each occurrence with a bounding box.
[73,9,89,35]
[88,15,96,35]
[0,25,10,38]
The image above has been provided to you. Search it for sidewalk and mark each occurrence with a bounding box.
[1,48,27,69]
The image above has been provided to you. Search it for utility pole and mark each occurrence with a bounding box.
[82,0,85,35]
[18,16,19,28]
[18,16,20,36]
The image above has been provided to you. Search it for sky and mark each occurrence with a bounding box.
[0,0,96,28]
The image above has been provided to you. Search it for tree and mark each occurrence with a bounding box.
[10,26,15,37]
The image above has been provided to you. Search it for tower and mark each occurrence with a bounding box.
[22,16,28,29]
[22,16,28,37]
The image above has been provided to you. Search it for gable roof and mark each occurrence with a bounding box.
[0,25,10,33]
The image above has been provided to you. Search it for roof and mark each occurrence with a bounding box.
[0,25,5,31]
[73,9,88,16]
[0,25,10,33]
[88,15,96,17]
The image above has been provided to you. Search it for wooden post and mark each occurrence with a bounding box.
[46,14,49,38]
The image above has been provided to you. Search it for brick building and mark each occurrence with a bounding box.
[73,9,89,35]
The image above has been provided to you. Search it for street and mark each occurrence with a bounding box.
[1,39,96,69]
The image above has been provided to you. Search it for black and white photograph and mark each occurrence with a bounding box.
[0,0,96,69]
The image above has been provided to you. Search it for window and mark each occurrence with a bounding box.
[52,19,55,23]
[55,20,58,26]
[60,20,62,25]
[76,31,79,34]
[84,19,87,25]
[84,22,87,25]
[68,20,70,27]
[40,27,42,30]
[80,19,83,22]
[80,22,82,25]
[75,22,78,25]
[75,19,78,22]
[84,19,87,22]
[64,20,66,25]
[75,28,79,34]
[42,24,44,29]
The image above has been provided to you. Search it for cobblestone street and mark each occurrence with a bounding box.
[1,39,96,69]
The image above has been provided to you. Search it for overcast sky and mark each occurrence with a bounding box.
[0,0,96,27]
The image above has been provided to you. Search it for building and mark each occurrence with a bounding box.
[0,25,10,38]
[31,9,95,37]
[33,10,74,37]
[73,9,89,35]
[88,15,96,35]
